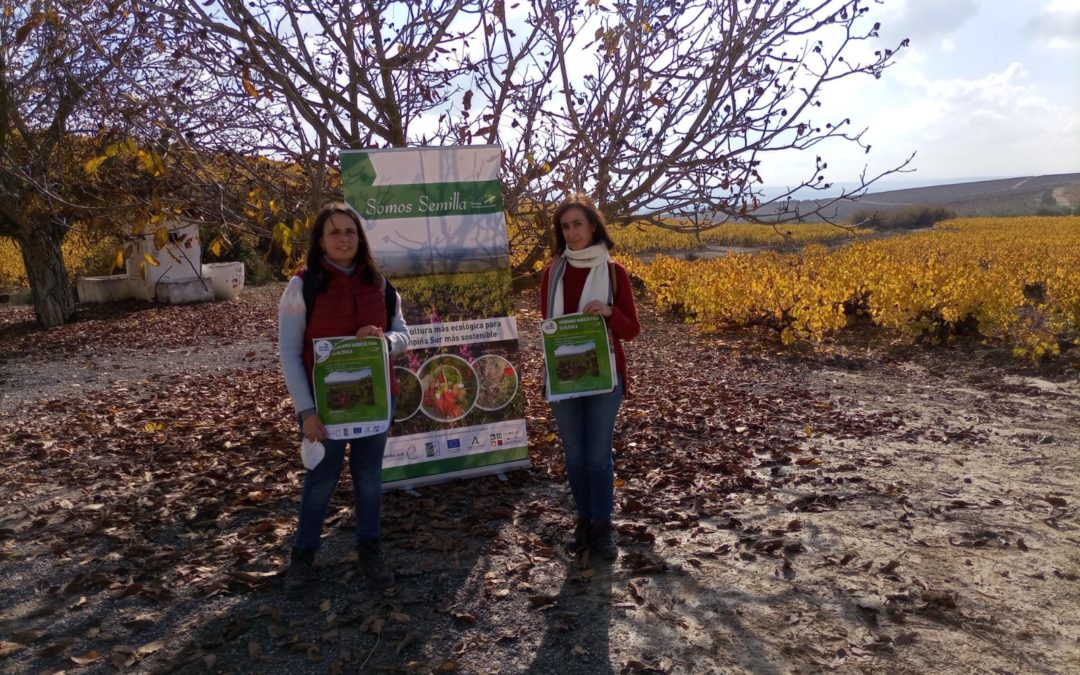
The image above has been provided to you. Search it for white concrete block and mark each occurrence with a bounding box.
[77,275,134,303]
[202,262,245,301]
[154,278,214,304]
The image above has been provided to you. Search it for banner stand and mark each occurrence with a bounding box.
[342,146,530,491]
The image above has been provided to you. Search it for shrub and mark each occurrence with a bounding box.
[201,228,279,286]
[0,237,24,287]
[0,231,124,287]
[850,205,957,230]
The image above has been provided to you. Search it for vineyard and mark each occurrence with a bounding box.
[394,269,514,324]
[506,217,867,272]
[625,216,1080,359]
[4,213,1079,361]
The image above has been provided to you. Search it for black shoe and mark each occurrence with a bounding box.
[566,516,591,556]
[283,547,316,596]
[357,540,395,589]
[589,521,618,561]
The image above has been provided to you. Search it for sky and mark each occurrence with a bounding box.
[761,0,1080,193]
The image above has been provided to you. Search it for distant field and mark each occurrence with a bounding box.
[627,215,1080,359]
[778,173,1080,222]
[506,217,866,272]
[611,220,868,253]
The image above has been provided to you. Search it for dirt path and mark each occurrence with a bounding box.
[0,287,1077,674]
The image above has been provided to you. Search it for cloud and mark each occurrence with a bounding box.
[878,0,979,46]
[1045,0,1080,12]
[867,62,1080,177]
[1026,2,1080,49]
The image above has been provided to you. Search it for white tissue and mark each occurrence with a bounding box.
[300,438,325,470]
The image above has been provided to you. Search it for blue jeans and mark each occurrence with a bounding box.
[294,423,391,551]
[549,381,624,522]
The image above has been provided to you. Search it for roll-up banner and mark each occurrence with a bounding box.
[341,146,530,490]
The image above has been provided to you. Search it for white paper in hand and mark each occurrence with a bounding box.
[300,438,325,470]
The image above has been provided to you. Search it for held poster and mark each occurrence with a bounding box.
[341,146,529,490]
[541,314,617,401]
[311,336,392,440]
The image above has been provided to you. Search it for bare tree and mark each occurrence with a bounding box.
[0,1,173,326]
[520,0,911,226]
[147,0,909,285]
[147,0,506,222]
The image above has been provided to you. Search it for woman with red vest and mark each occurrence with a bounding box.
[277,202,410,595]
[540,194,640,560]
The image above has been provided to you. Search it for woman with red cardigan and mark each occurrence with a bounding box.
[541,194,640,560]
[278,203,410,595]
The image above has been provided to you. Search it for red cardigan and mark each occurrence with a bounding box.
[301,263,397,396]
[540,261,640,395]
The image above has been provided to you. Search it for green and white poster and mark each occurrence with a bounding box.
[311,336,392,440]
[541,314,617,401]
[341,146,529,490]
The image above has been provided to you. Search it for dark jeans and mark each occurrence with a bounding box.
[549,381,624,522]
[294,419,391,551]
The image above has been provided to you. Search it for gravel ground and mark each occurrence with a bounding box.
[1,286,1078,674]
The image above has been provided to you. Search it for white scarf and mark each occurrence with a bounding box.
[549,244,612,317]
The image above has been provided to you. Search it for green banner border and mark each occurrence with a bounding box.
[381,446,529,483]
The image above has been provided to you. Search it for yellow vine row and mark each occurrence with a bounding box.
[625,216,1080,359]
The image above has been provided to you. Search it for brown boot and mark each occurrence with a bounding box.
[357,540,395,589]
[566,516,590,556]
[589,521,617,561]
[283,547,316,597]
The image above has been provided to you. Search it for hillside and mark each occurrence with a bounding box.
[778,172,1080,222]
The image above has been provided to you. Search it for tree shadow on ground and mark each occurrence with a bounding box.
[525,555,613,674]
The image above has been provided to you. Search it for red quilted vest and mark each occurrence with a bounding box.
[301,262,397,396]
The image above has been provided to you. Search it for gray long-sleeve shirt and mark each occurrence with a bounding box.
[278,274,410,418]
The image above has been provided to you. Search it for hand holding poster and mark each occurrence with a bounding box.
[541,313,617,401]
[312,336,392,439]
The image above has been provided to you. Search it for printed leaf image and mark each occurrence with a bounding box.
[474,355,519,410]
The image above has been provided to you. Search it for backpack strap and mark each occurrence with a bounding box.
[383,278,397,331]
[608,261,617,301]
[299,269,318,326]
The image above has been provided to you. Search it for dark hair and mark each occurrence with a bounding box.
[305,202,381,289]
[552,193,615,255]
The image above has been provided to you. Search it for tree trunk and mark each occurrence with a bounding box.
[20,221,75,327]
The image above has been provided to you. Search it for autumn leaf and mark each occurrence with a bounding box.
[242,64,261,100]
[83,154,109,176]
[153,226,170,250]
[15,12,45,44]
[0,641,25,657]
[136,640,164,656]
[10,630,47,644]
[70,650,102,665]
